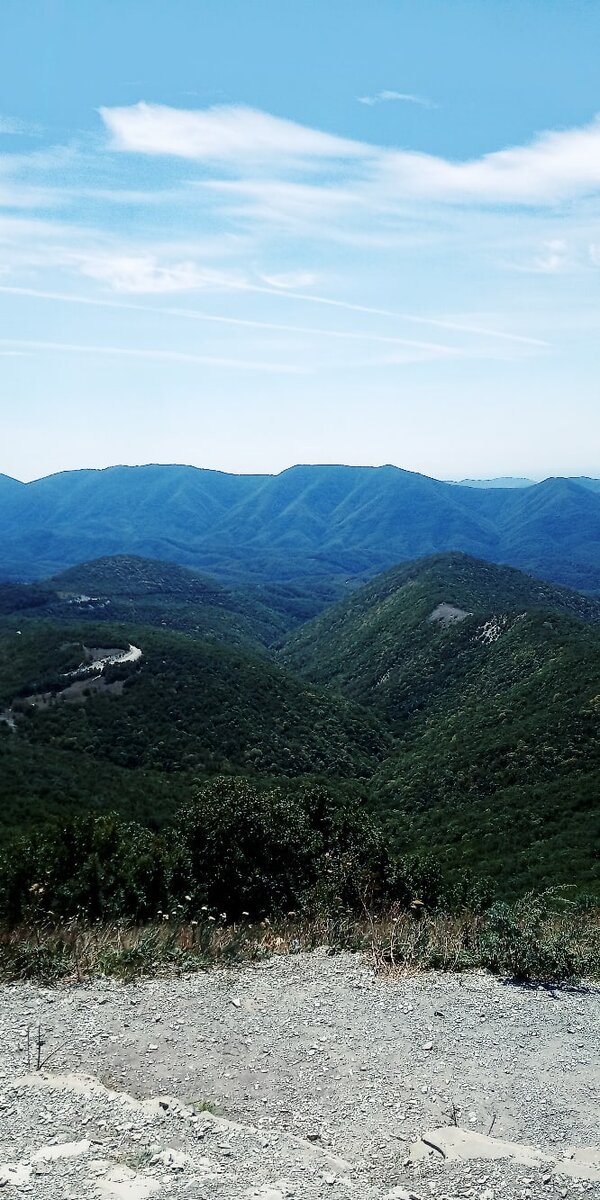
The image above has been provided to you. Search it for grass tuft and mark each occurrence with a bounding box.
[0,894,597,986]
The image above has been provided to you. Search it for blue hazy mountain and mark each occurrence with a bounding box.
[1,463,600,590]
[456,477,536,489]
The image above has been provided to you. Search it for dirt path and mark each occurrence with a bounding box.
[0,951,598,1198]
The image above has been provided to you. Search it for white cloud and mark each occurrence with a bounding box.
[77,253,245,294]
[0,114,41,136]
[100,102,600,206]
[100,102,366,166]
[357,91,435,108]
[531,239,570,273]
[378,117,600,203]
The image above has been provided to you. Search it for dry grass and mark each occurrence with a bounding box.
[1,899,598,985]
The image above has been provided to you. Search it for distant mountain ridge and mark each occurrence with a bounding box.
[1,463,600,590]
[456,476,600,491]
[456,477,536,489]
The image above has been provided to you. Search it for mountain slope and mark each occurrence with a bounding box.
[281,553,600,894]
[371,607,600,894]
[0,555,346,653]
[0,617,391,831]
[280,552,600,719]
[0,465,262,580]
[2,464,600,590]
[47,555,293,650]
[495,479,600,590]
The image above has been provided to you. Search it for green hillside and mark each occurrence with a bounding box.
[281,554,600,895]
[372,609,600,894]
[1,552,598,900]
[48,555,290,651]
[0,617,391,832]
[0,555,345,655]
[281,552,600,720]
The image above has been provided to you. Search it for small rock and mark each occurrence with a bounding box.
[151,1148,191,1171]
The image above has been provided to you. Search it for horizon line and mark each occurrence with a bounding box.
[4,461,599,487]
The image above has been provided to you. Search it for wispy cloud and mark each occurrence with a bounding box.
[260,270,318,290]
[0,114,41,136]
[100,102,600,206]
[0,282,543,351]
[101,102,366,166]
[0,283,467,357]
[1,98,595,396]
[77,253,247,294]
[511,238,571,274]
[357,91,435,109]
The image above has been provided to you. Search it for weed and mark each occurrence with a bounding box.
[0,900,597,986]
[190,1098,219,1115]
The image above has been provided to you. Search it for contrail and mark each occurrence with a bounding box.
[0,283,545,352]
[0,337,306,374]
[233,281,549,348]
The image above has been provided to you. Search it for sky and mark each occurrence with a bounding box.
[1,0,600,483]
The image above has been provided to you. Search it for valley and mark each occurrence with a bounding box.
[0,550,598,910]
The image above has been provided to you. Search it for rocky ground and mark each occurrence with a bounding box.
[0,950,598,1199]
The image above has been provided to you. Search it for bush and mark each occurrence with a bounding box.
[0,815,172,923]
[480,901,578,982]
[0,779,401,923]
[174,778,395,917]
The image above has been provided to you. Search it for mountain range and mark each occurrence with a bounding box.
[2,463,600,590]
[457,476,600,491]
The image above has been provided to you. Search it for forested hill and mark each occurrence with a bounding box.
[2,463,600,590]
[281,552,600,893]
[281,551,600,713]
[0,554,347,652]
[0,617,391,831]
[0,550,598,897]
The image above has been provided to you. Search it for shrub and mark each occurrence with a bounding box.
[174,778,394,918]
[480,901,578,982]
[0,779,401,923]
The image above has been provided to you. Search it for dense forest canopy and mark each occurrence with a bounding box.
[0,550,598,912]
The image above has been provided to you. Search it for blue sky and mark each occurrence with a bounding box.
[1,0,600,482]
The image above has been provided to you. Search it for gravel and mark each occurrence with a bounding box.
[0,950,598,1198]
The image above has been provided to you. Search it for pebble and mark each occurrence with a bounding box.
[0,951,596,1199]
